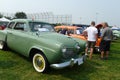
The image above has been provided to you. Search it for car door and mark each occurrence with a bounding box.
[7,22,30,56]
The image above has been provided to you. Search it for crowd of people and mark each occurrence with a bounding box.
[83,21,113,60]
[55,21,113,60]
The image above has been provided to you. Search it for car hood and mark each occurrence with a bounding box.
[35,32,78,47]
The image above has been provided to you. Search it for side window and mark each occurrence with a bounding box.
[14,22,26,31]
[8,22,15,29]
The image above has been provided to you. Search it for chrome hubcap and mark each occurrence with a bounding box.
[33,54,45,72]
[36,58,42,66]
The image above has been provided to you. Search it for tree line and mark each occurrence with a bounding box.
[0,12,27,19]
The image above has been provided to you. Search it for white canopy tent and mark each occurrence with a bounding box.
[0,17,10,22]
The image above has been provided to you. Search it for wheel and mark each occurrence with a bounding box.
[0,40,7,50]
[33,53,49,73]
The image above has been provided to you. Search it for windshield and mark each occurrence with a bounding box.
[29,22,55,32]
[76,28,84,34]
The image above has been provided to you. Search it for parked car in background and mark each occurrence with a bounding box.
[0,21,9,30]
[112,29,120,39]
[0,19,86,73]
[111,26,120,39]
[0,17,10,30]
[55,25,101,52]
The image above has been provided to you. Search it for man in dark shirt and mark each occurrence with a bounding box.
[100,22,113,60]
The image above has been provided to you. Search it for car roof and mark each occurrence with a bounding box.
[11,19,49,24]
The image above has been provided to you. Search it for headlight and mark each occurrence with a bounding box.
[75,43,80,49]
[62,47,67,53]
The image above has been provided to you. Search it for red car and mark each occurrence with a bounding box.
[0,22,9,30]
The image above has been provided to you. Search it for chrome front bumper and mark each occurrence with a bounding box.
[50,55,86,69]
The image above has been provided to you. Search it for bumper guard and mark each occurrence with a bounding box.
[50,55,86,69]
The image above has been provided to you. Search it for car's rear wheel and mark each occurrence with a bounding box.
[0,40,6,50]
[33,53,49,73]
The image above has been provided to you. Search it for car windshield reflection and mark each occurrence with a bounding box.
[29,22,55,32]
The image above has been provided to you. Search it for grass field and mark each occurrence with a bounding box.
[0,39,120,80]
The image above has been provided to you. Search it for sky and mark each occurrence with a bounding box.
[0,0,120,26]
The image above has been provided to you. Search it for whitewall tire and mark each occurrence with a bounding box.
[33,53,49,73]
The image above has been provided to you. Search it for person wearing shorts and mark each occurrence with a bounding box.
[87,41,96,49]
[84,21,98,59]
[100,22,113,60]
[100,40,111,52]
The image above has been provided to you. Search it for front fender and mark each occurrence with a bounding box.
[73,38,86,52]
[29,45,62,64]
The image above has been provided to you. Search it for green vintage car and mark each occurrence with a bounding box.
[0,19,86,73]
[113,30,120,39]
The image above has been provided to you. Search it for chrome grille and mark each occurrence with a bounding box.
[63,48,78,59]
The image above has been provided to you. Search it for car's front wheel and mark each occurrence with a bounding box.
[33,53,49,73]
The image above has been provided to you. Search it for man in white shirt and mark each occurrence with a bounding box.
[84,21,98,59]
